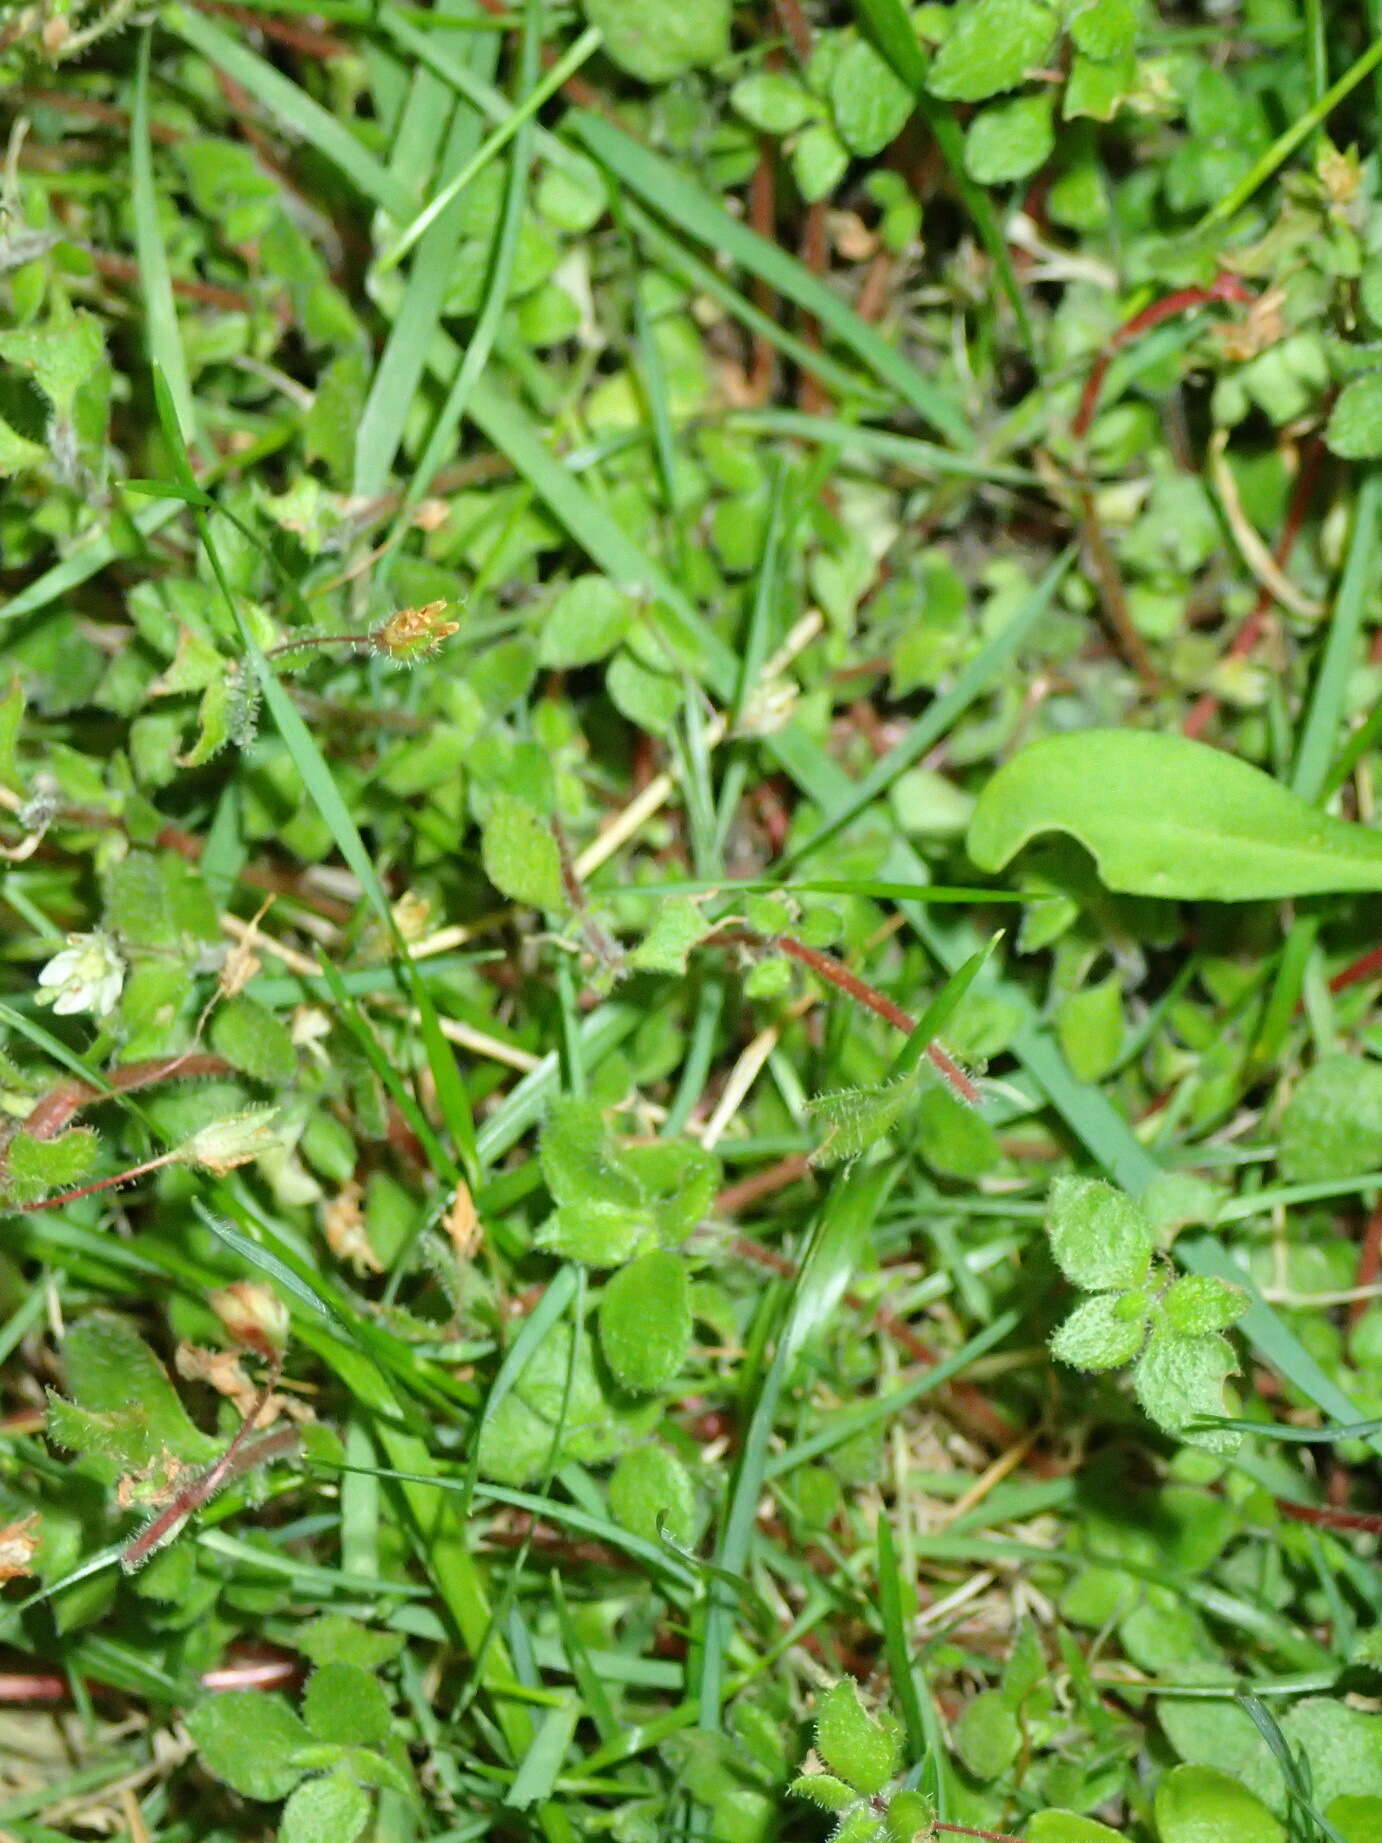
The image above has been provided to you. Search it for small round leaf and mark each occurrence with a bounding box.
[598,1251,692,1392]
[1046,1176,1153,1291]
[279,1772,371,1843]
[302,1661,393,1746]
[814,1679,901,1796]
[609,1444,696,1545]
[1154,1763,1285,1843]
[1051,1292,1150,1371]
[952,1688,1021,1781]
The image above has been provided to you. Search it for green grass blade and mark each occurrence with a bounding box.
[131,28,199,453]
[1292,470,1380,801]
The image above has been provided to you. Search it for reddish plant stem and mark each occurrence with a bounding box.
[0,1648,300,1705]
[121,1376,293,1572]
[856,249,895,324]
[200,0,348,59]
[91,248,284,319]
[1078,486,1159,691]
[716,1154,812,1216]
[935,1827,1028,1843]
[1072,272,1254,441]
[770,934,981,1105]
[264,631,373,660]
[773,0,813,63]
[1183,436,1325,741]
[1327,943,1382,996]
[798,201,830,415]
[748,137,778,401]
[1351,1198,1382,1330]
[20,1054,231,1143]
[14,1151,179,1213]
[1277,1499,1382,1534]
[16,86,178,144]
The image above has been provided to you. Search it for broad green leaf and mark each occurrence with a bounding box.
[789,1773,857,1813]
[833,1810,886,1843]
[1051,1291,1151,1372]
[1326,370,1382,459]
[297,1616,406,1672]
[618,1139,720,1235]
[1069,0,1141,57]
[598,1251,692,1393]
[731,72,817,134]
[952,1688,1022,1780]
[1046,1177,1153,1291]
[0,416,47,476]
[1328,1796,1382,1843]
[536,1199,654,1266]
[1278,1056,1382,1181]
[1057,974,1124,1084]
[582,0,729,84]
[1132,1329,1240,1453]
[808,1075,919,1167]
[628,898,714,974]
[608,1444,696,1545]
[967,730,1382,900]
[1278,1699,1382,1809]
[280,1773,371,1843]
[814,1679,901,1795]
[302,1662,393,1746]
[61,1314,220,1465]
[481,793,567,911]
[831,37,914,156]
[886,1792,935,1843]
[927,0,1058,102]
[963,90,1055,184]
[1028,1814,1123,1843]
[1063,50,1136,120]
[186,1690,312,1800]
[0,310,104,418]
[210,995,297,1085]
[538,574,633,668]
[793,122,851,201]
[5,1127,98,1204]
[1160,1276,1248,1336]
[540,1096,642,1209]
[916,1083,1001,1178]
[1154,1764,1284,1843]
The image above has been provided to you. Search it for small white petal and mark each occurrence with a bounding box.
[51,987,88,1016]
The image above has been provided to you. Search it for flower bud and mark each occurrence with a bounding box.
[370,600,458,664]
[208,1283,290,1360]
[178,1106,285,1176]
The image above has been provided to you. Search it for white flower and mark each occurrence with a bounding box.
[35,932,124,1019]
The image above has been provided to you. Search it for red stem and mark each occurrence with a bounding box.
[21,1053,231,1142]
[1277,1499,1382,1534]
[1073,272,1254,441]
[14,1151,177,1213]
[771,936,981,1105]
[1329,944,1382,995]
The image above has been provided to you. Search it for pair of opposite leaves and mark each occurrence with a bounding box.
[967,729,1382,902]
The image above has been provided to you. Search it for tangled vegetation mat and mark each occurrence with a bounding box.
[1,2,1382,1840]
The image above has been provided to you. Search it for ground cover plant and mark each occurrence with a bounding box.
[1,0,1382,1838]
